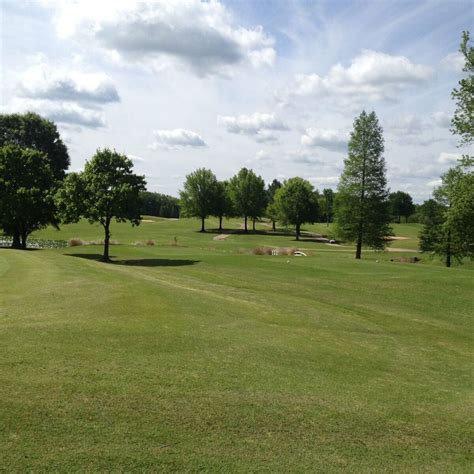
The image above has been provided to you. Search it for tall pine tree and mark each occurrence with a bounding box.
[335,111,392,259]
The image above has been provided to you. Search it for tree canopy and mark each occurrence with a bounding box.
[274,177,319,240]
[56,148,146,261]
[0,145,57,248]
[179,168,218,232]
[228,168,266,232]
[335,110,392,258]
[389,191,415,223]
[451,31,474,146]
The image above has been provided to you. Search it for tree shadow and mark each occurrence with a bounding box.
[65,254,200,267]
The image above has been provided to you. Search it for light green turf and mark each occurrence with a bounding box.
[0,218,472,471]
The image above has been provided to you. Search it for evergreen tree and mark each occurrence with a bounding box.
[334,111,392,258]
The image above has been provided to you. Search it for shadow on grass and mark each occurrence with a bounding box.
[65,254,200,267]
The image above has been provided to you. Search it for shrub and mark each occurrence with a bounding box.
[68,238,84,247]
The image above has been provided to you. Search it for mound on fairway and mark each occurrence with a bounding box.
[0,218,472,471]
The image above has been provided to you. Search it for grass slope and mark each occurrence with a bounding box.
[1,218,472,471]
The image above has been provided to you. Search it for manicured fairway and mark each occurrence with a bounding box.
[1,218,472,471]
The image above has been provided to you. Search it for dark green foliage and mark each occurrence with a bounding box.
[334,111,392,258]
[0,145,57,248]
[228,168,266,232]
[140,191,180,218]
[179,168,218,232]
[274,177,319,240]
[0,112,69,179]
[321,188,335,226]
[420,158,474,266]
[213,180,233,230]
[389,191,415,223]
[266,179,282,231]
[56,148,146,261]
[451,31,474,145]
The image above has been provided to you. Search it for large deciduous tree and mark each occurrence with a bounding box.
[420,158,474,267]
[334,111,392,258]
[389,191,415,223]
[266,179,282,231]
[0,112,69,247]
[179,168,218,232]
[451,31,473,146]
[274,177,319,240]
[0,145,57,249]
[229,168,266,232]
[56,149,146,262]
[321,188,335,226]
[213,180,233,231]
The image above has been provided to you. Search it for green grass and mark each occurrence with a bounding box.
[1,218,472,471]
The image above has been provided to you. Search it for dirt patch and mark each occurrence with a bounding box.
[386,236,410,240]
[213,234,231,241]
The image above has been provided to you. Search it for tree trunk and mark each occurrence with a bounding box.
[446,229,451,268]
[21,230,27,250]
[398,215,401,224]
[200,216,205,232]
[244,216,248,233]
[252,218,256,232]
[356,140,367,260]
[219,215,223,231]
[12,229,21,249]
[103,221,111,262]
[272,220,276,232]
[296,223,300,241]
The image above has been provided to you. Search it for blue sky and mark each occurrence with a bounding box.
[1,0,472,201]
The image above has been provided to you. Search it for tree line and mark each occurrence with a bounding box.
[0,32,472,265]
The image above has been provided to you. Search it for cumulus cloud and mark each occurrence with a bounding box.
[149,129,207,149]
[46,0,275,75]
[127,154,145,163]
[440,52,465,72]
[426,179,442,188]
[2,98,106,128]
[18,61,119,104]
[283,50,432,104]
[218,112,288,142]
[307,176,339,186]
[301,128,348,151]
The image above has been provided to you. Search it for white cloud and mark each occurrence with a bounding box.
[218,112,289,142]
[301,128,348,151]
[432,111,451,128]
[284,50,432,104]
[389,115,426,136]
[47,0,275,75]
[438,152,461,164]
[127,154,145,163]
[149,129,207,149]
[2,98,106,128]
[307,176,339,186]
[18,61,119,104]
[440,52,465,72]
[426,179,442,188]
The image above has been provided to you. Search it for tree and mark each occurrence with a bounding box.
[451,31,473,146]
[266,179,282,231]
[274,177,319,240]
[179,168,218,232]
[0,145,57,249]
[420,158,474,267]
[389,191,415,223]
[56,149,146,262]
[0,112,69,246]
[213,180,233,231]
[228,168,266,232]
[334,111,392,258]
[321,188,335,226]
[140,191,180,218]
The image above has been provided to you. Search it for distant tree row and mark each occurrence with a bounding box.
[140,191,180,218]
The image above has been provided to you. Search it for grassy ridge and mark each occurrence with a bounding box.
[0,218,472,471]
